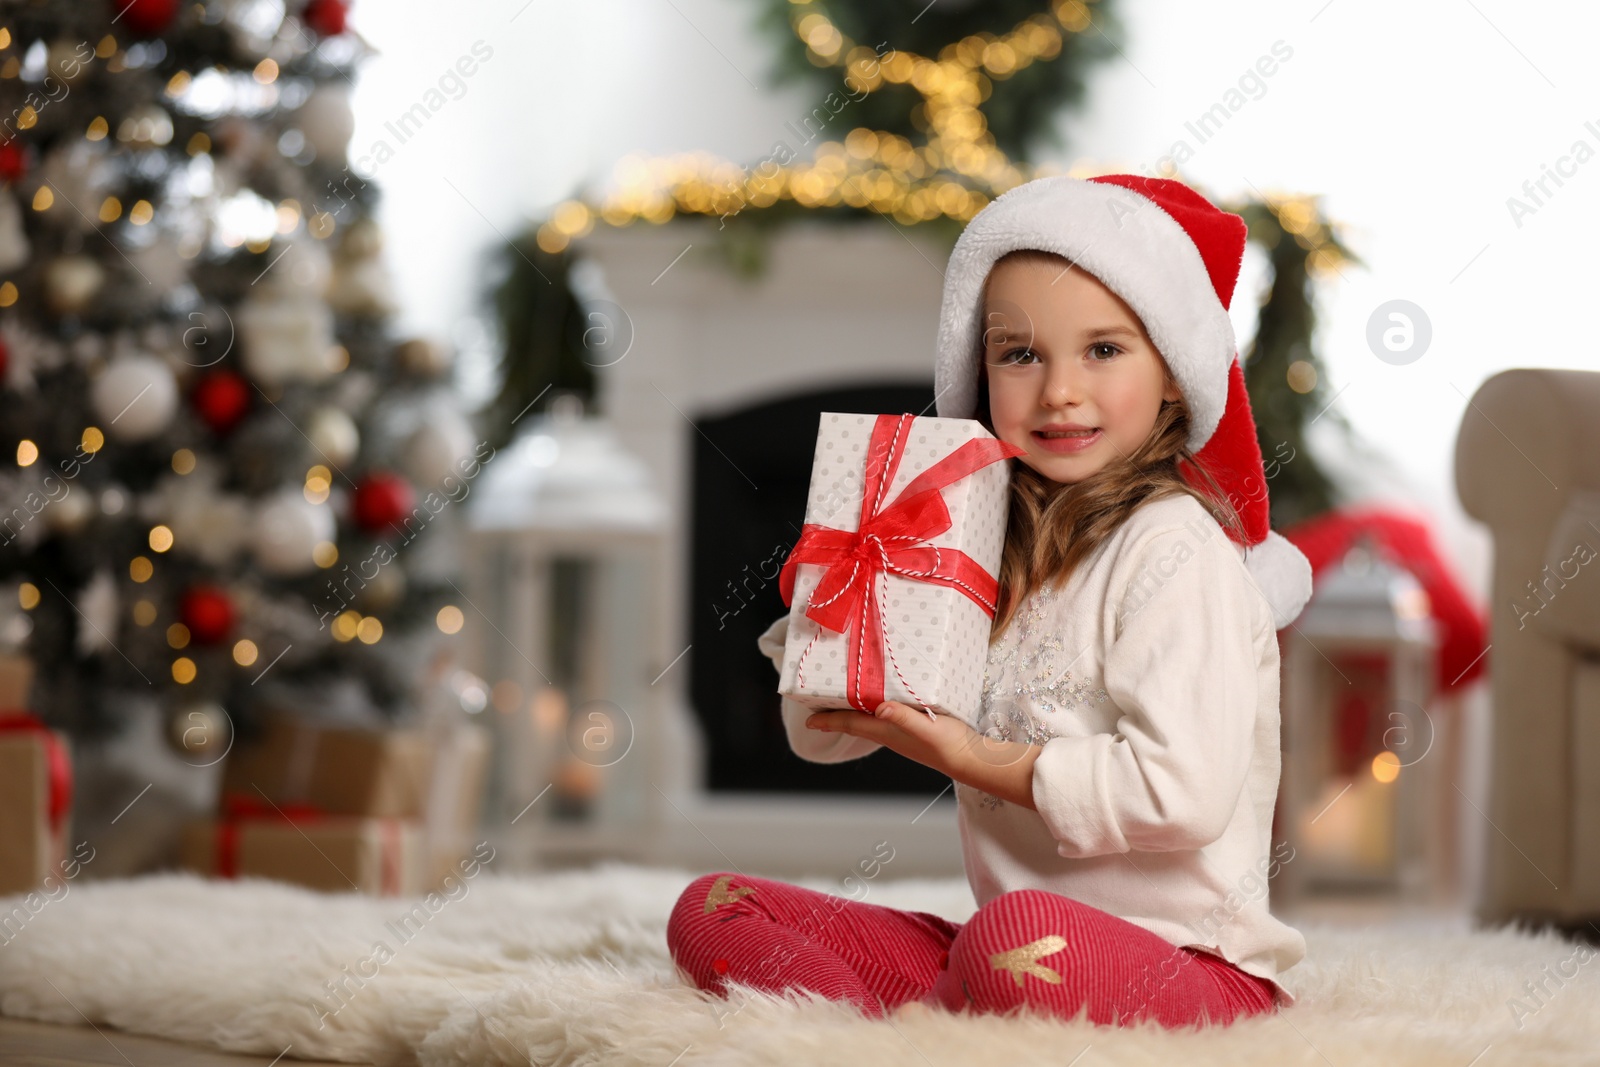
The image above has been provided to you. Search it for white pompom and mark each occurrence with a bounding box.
[1243,530,1315,630]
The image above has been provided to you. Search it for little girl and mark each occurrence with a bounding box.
[667,174,1315,1029]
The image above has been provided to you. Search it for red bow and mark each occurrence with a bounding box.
[777,414,1025,713]
[0,711,72,832]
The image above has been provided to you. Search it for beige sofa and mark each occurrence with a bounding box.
[1454,368,1600,931]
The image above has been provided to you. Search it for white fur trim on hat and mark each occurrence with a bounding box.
[1244,529,1314,629]
[934,176,1236,452]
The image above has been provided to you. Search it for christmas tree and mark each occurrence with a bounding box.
[0,1,476,788]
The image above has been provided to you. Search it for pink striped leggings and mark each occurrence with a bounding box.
[667,872,1280,1028]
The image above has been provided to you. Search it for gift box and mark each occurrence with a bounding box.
[0,703,73,895]
[180,808,427,896]
[220,710,434,818]
[775,412,1025,729]
[0,651,33,709]
[419,721,490,887]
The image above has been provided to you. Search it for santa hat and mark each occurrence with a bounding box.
[932,172,1314,630]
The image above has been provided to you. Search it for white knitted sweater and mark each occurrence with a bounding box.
[758,491,1307,1006]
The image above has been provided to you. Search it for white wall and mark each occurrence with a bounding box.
[347,0,1600,610]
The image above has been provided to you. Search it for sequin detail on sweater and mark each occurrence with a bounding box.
[972,579,1110,810]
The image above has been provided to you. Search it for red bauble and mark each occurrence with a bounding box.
[121,0,180,35]
[0,142,26,184]
[179,585,234,646]
[351,471,414,534]
[304,0,349,36]
[191,370,251,435]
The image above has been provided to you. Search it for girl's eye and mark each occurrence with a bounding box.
[997,347,1038,365]
[1089,343,1121,361]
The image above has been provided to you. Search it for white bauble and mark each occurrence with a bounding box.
[306,406,360,467]
[252,489,335,576]
[91,354,178,441]
[44,486,94,534]
[400,411,475,488]
[117,103,174,149]
[238,292,337,386]
[42,255,105,316]
[295,83,354,163]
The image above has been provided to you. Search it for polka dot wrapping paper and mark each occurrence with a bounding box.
[774,412,1024,731]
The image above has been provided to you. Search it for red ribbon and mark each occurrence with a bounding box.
[777,414,1026,713]
[0,711,72,833]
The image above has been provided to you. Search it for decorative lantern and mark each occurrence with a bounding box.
[1277,532,1442,904]
[465,392,667,868]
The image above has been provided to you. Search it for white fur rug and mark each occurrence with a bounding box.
[1,863,1598,1066]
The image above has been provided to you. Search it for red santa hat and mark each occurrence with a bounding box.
[933,172,1314,630]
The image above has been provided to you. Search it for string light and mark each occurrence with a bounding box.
[547,3,1086,237]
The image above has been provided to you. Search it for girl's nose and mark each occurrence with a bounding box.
[1042,361,1084,408]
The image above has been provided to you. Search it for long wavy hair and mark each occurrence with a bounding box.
[975,249,1246,643]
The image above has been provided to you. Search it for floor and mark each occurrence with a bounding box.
[0,1017,358,1067]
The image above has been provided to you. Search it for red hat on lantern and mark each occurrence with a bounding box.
[933,172,1314,629]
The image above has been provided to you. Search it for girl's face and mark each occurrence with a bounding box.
[981,256,1179,484]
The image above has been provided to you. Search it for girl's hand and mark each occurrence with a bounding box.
[804,701,979,780]
[806,702,1045,809]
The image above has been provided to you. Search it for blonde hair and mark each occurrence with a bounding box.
[976,249,1246,642]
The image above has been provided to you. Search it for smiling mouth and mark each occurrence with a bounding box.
[1030,428,1103,453]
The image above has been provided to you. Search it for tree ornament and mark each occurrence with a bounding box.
[167,702,232,760]
[91,354,178,441]
[253,489,335,575]
[191,369,251,434]
[306,405,360,467]
[294,83,355,163]
[44,488,94,535]
[355,562,404,613]
[0,142,27,183]
[351,471,414,534]
[327,217,396,316]
[121,0,180,36]
[400,411,475,488]
[146,469,251,566]
[42,255,106,317]
[117,104,175,150]
[304,0,349,36]
[179,584,234,645]
[238,291,338,386]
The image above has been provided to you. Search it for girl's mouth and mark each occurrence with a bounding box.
[1032,428,1102,453]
